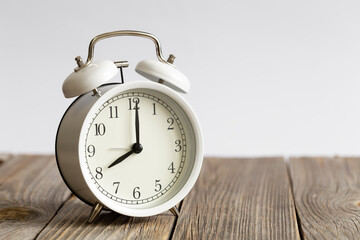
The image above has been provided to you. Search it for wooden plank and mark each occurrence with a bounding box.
[172,157,300,239]
[0,154,71,240]
[36,195,177,239]
[289,157,360,239]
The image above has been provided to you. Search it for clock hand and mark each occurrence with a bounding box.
[108,101,143,169]
[108,147,129,150]
[108,149,134,169]
[133,101,143,153]
[108,143,143,169]
[135,101,140,144]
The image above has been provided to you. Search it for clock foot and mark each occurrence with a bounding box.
[88,202,103,223]
[169,206,179,217]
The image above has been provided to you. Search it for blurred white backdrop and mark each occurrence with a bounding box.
[1,0,360,157]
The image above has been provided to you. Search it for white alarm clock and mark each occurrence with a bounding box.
[55,30,203,222]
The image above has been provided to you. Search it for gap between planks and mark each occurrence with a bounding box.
[171,157,300,240]
[0,154,72,240]
[289,156,360,240]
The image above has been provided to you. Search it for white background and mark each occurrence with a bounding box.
[1,1,360,157]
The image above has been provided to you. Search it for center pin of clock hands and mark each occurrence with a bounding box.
[108,101,143,169]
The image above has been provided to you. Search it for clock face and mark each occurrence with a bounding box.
[82,86,198,212]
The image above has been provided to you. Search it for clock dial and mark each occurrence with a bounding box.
[84,89,194,208]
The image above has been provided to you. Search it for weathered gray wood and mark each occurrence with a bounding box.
[0,155,71,240]
[290,157,360,240]
[10,155,360,239]
[172,157,300,240]
[36,195,177,240]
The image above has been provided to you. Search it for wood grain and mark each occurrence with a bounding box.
[6,155,360,239]
[289,157,360,240]
[172,157,300,240]
[0,155,71,240]
[36,195,177,240]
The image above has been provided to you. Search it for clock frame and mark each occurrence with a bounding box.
[56,81,203,218]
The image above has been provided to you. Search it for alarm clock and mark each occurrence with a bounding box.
[55,30,203,222]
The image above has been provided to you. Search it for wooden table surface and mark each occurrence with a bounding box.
[1,154,360,240]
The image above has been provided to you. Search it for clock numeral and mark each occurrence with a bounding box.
[87,145,95,157]
[113,181,120,194]
[109,106,119,118]
[128,97,140,110]
[95,167,103,179]
[167,117,174,130]
[175,140,182,152]
[168,162,175,174]
[94,123,106,136]
[155,179,162,192]
[133,187,141,199]
[152,103,157,115]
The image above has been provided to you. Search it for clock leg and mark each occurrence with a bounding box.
[88,202,103,223]
[169,206,180,217]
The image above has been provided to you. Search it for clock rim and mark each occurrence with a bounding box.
[78,81,203,217]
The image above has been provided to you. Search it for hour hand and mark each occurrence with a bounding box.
[108,149,134,169]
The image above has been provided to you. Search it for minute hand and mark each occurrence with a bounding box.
[135,101,140,144]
